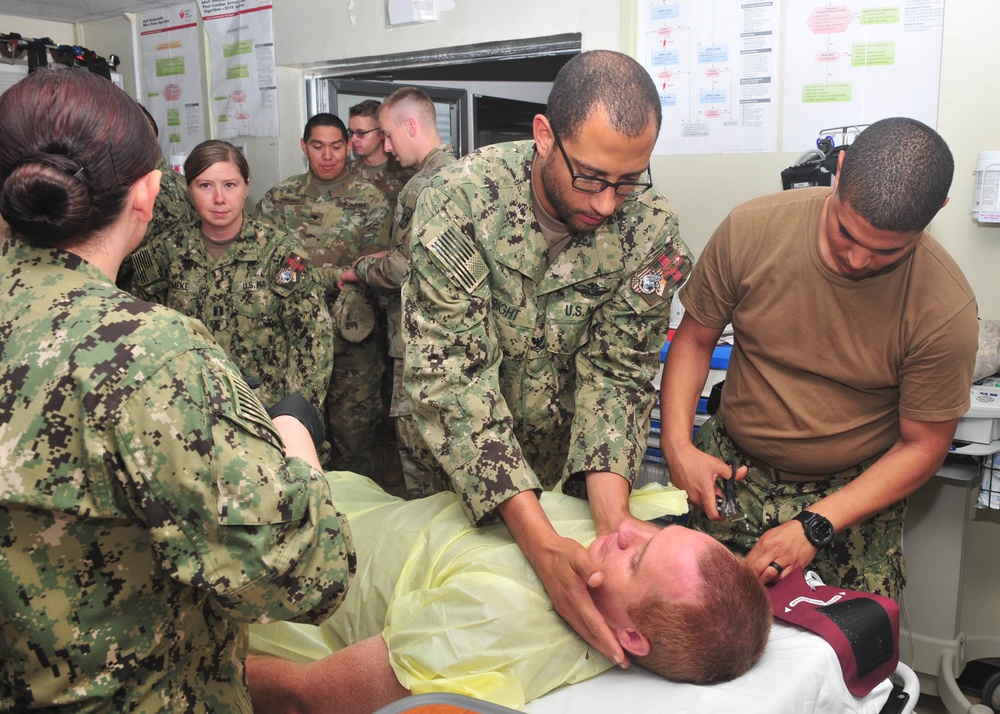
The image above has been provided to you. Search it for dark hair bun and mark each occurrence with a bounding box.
[0,154,92,247]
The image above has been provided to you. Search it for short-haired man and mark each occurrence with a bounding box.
[401,50,693,666]
[254,113,391,475]
[340,87,457,497]
[345,98,415,213]
[245,472,772,714]
[660,117,979,599]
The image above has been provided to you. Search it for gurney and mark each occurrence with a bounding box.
[524,566,919,714]
[524,621,918,714]
[253,474,917,713]
[372,621,918,714]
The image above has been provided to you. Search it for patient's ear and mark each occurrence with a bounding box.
[617,627,650,657]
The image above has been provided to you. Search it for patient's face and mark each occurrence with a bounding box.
[588,522,717,629]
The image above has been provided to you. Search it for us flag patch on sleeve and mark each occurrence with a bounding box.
[426,226,488,293]
[275,252,307,285]
[630,245,692,305]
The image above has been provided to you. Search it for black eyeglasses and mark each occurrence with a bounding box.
[347,127,381,140]
[550,126,653,198]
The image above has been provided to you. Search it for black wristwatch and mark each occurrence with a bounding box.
[793,510,835,549]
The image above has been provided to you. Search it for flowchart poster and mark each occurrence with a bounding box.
[637,0,781,155]
[138,3,206,157]
[197,0,278,138]
[781,0,944,152]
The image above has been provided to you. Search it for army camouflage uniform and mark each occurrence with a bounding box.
[116,156,196,292]
[129,216,333,416]
[347,156,418,437]
[0,240,355,713]
[254,172,391,475]
[691,414,905,599]
[402,140,692,522]
[354,144,456,497]
[346,155,416,214]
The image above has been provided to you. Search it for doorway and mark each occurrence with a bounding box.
[304,33,580,156]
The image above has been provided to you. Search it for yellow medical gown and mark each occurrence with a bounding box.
[249,472,688,710]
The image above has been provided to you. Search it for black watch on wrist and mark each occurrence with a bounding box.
[793,510,835,549]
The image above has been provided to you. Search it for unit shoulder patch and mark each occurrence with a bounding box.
[275,252,307,286]
[630,244,692,305]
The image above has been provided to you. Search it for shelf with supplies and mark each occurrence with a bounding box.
[639,332,732,488]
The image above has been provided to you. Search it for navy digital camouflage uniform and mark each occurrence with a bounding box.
[354,144,456,497]
[149,155,197,242]
[254,172,391,475]
[402,140,692,522]
[116,156,196,292]
[0,240,355,713]
[692,413,905,599]
[346,156,418,433]
[128,215,333,416]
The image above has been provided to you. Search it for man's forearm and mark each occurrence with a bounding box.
[803,417,959,532]
[583,471,632,535]
[659,315,722,455]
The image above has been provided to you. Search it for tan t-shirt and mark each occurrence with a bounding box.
[680,187,978,473]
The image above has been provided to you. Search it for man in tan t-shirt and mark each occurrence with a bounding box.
[659,117,978,598]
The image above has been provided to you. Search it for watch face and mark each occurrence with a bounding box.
[796,511,834,547]
[809,515,834,546]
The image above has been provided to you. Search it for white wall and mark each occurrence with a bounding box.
[937,0,1000,651]
[79,15,139,100]
[272,0,622,67]
[0,13,76,44]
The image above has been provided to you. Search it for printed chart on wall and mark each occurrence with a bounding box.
[196,0,278,138]
[637,0,781,155]
[138,3,206,158]
[781,0,944,152]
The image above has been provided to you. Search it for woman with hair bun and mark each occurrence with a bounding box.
[0,69,354,712]
[129,139,333,418]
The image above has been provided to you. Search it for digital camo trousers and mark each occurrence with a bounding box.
[689,414,906,599]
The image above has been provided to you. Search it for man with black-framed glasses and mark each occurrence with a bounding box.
[346,99,415,216]
[401,50,693,671]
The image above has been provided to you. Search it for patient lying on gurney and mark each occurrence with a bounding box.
[246,472,772,713]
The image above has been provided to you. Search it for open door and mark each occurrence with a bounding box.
[312,78,468,157]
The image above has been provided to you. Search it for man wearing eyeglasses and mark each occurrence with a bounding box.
[345,100,416,216]
[254,112,391,477]
[401,50,692,670]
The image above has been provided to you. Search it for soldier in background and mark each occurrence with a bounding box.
[340,87,456,497]
[130,139,333,417]
[255,113,391,476]
[401,50,692,668]
[345,98,415,214]
[345,99,418,471]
